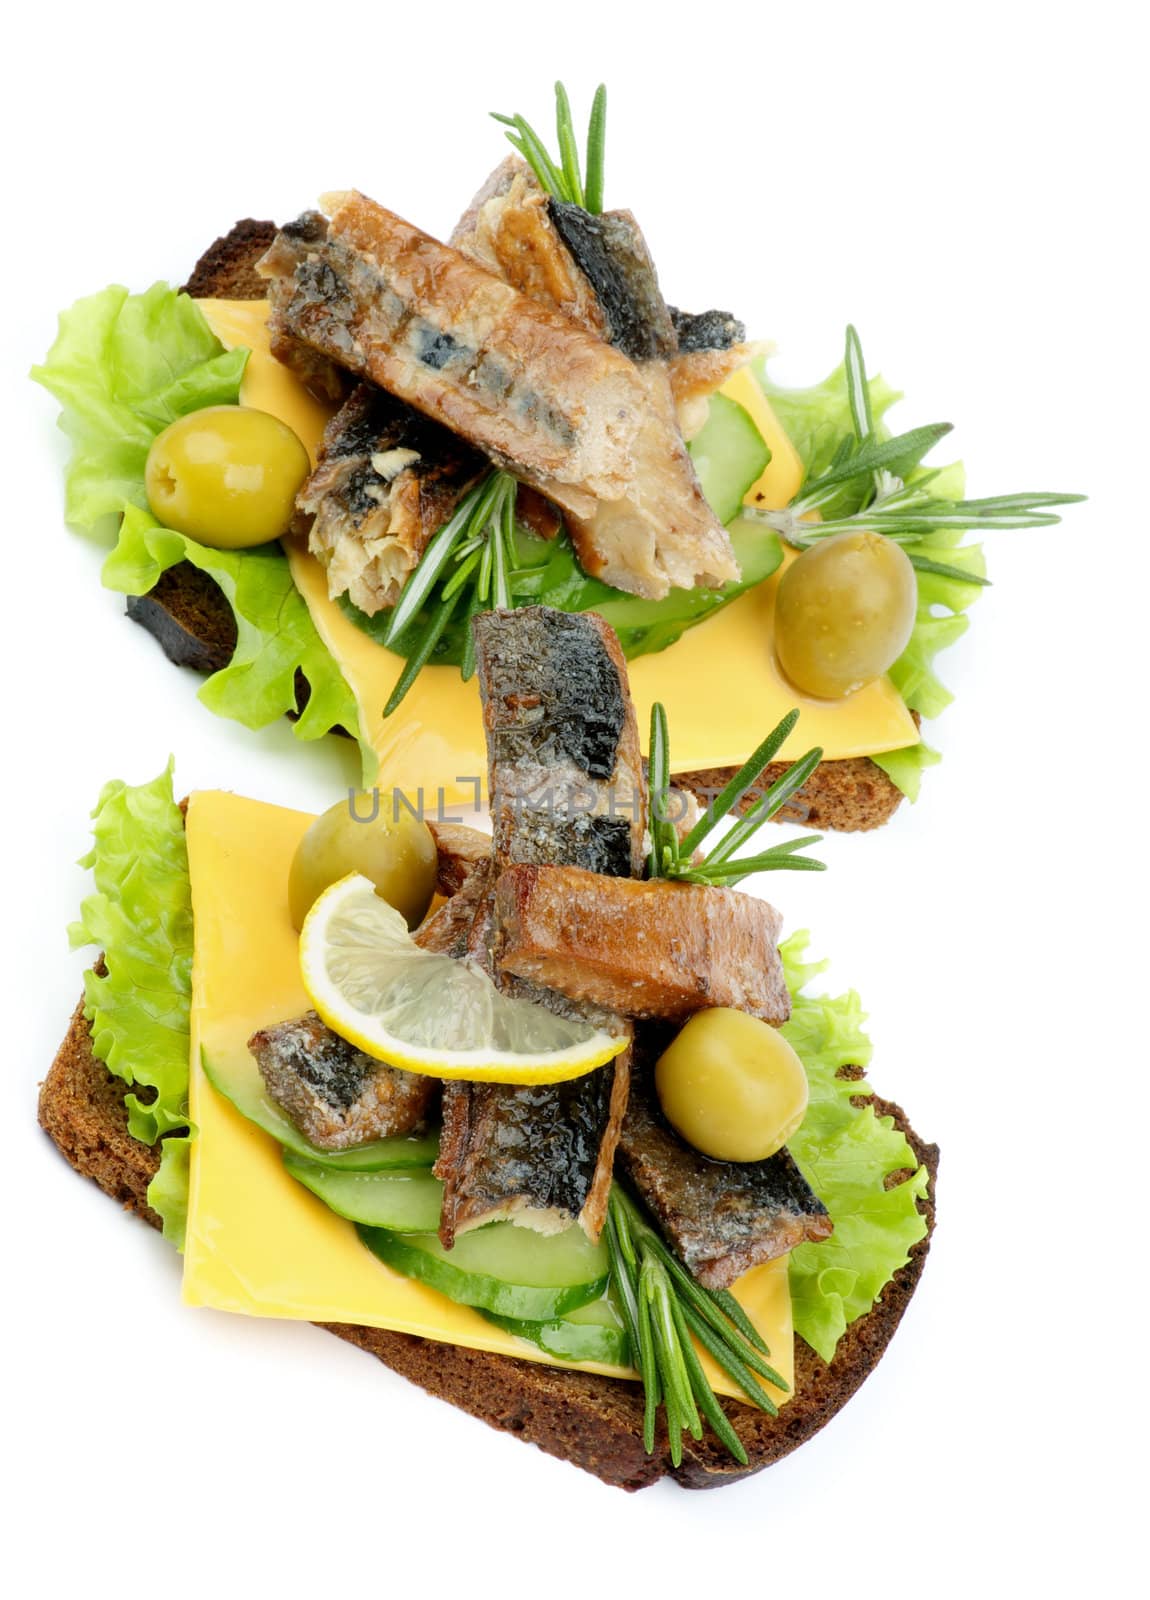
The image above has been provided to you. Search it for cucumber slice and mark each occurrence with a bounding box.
[592,518,783,658]
[358,1221,609,1321]
[689,391,771,525]
[202,1047,439,1171]
[485,1294,630,1366]
[283,1153,443,1232]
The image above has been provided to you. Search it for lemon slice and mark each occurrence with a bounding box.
[299,874,628,1084]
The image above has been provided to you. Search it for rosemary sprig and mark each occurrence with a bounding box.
[746,325,1084,575]
[648,702,824,886]
[606,1185,788,1466]
[382,469,524,713]
[493,82,607,213]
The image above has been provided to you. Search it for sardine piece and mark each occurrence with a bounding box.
[269,326,350,406]
[426,821,492,897]
[433,607,645,1246]
[494,864,791,1025]
[298,383,488,615]
[475,606,648,878]
[449,158,607,339]
[248,1012,437,1150]
[546,200,678,363]
[454,162,756,441]
[259,194,737,600]
[616,1067,832,1290]
[669,307,747,353]
[435,1053,631,1240]
[413,860,493,958]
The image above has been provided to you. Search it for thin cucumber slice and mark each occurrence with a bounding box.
[283,1153,443,1232]
[359,1221,609,1321]
[592,518,782,657]
[202,1047,439,1171]
[485,1294,630,1366]
[689,391,771,525]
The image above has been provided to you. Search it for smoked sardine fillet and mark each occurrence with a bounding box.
[298,383,487,615]
[616,1065,832,1290]
[452,157,757,439]
[494,864,791,1024]
[259,194,737,600]
[248,1012,437,1151]
[433,608,646,1246]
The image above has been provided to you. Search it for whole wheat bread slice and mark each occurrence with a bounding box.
[39,994,936,1491]
[112,223,909,833]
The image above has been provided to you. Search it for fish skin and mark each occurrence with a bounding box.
[546,200,678,363]
[298,383,488,615]
[435,1056,630,1240]
[259,193,737,600]
[669,306,747,352]
[248,1012,437,1150]
[494,864,792,1025]
[474,606,647,879]
[616,1062,832,1290]
[433,607,644,1246]
[454,161,756,442]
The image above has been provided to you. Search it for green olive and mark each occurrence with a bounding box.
[655,1008,809,1163]
[289,794,438,932]
[145,405,310,549]
[774,530,917,699]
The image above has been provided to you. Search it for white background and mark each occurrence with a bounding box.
[2,3,1144,1595]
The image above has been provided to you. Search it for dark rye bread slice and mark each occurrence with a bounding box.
[120,221,907,832]
[39,995,937,1492]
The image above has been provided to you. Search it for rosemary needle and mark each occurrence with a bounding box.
[647,702,825,886]
[606,1186,788,1467]
[493,82,608,214]
[747,325,1084,569]
[382,468,527,713]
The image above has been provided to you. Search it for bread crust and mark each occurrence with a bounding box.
[39,999,937,1491]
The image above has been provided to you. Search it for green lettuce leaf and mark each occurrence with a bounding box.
[106,506,366,755]
[68,761,194,1246]
[756,353,902,517]
[869,739,941,803]
[782,933,930,1363]
[33,284,365,771]
[148,1135,193,1249]
[31,283,249,537]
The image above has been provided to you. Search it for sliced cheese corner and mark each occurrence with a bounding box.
[195,298,919,808]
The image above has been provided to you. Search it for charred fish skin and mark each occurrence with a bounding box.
[473,606,648,879]
[616,1064,832,1291]
[450,158,608,339]
[260,197,646,492]
[669,306,747,353]
[248,1012,438,1151]
[546,201,678,363]
[259,192,738,600]
[298,383,488,615]
[435,1062,630,1238]
[433,607,645,1247]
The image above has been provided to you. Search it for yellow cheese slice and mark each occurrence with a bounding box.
[720,364,806,511]
[197,298,332,465]
[181,788,793,1402]
[197,299,919,807]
